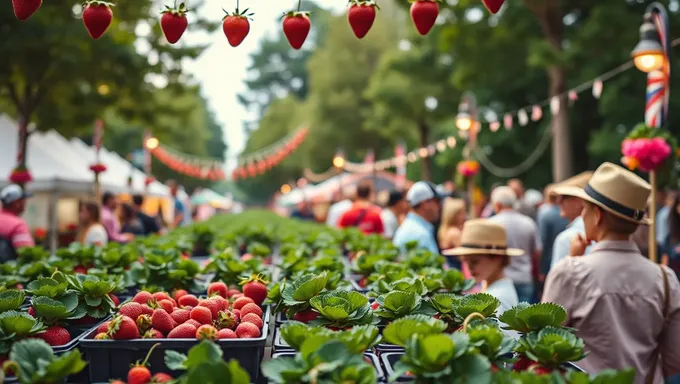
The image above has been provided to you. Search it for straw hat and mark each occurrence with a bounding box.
[551,171,594,197]
[568,162,651,224]
[443,219,524,256]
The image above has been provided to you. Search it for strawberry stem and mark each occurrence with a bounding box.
[139,342,161,367]
[297,0,301,11]
[237,0,239,10]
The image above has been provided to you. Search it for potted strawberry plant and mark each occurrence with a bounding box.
[2,339,87,384]
[308,290,377,329]
[275,321,381,353]
[380,314,448,351]
[429,293,500,332]
[274,272,330,323]
[164,341,250,383]
[373,290,436,322]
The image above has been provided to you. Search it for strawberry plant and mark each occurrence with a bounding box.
[0,311,47,354]
[2,339,87,383]
[30,295,86,324]
[164,341,250,383]
[382,315,448,347]
[65,274,117,320]
[499,303,568,334]
[514,327,587,374]
[0,290,25,313]
[492,369,635,383]
[131,249,201,292]
[429,293,500,331]
[465,319,516,368]
[308,290,377,328]
[55,243,98,271]
[280,321,381,353]
[279,272,329,318]
[370,276,428,297]
[373,290,436,320]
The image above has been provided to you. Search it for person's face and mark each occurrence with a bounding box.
[12,199,27,214]
[462,254,504,282]
[397,199,410,214]
[557,195,583,220]
[425,198,441,223]
[581,202,602,242]
[509,181,524,198]
[107,197,117,210]
[79,205,90,223]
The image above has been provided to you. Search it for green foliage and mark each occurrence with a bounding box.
[6,338,87,384]
[308,290,377,328]
[279,321,381,353]
[382,314,448,347]
[164,341,250,383]
[516,327,587,367]
[499,303,568,334]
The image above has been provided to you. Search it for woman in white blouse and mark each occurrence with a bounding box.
[77,201,108,246]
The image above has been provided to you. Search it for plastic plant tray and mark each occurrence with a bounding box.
[80,306,270,382]
[271,351,385,381]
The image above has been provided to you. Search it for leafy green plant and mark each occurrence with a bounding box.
[465,320,516,367]
[515,327,587,369]
[370,277,428,298]
[65,274,117,320]
[373,291,436,320]
[164,341,250,383]
[382,315,448,347]
[0,290,25,313]
[430,293,500,331]
[30,296,86,324]
[499,303,567,334]
[16,247,50,264]
[279,321,381,353]
[309,290,376,328]
[2,338,87,384]
[0,311,47,354]
[280,272,329,316]
[203,249,263,286]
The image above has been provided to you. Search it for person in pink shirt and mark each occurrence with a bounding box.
[0,184,35,259]
[100,192,133,243]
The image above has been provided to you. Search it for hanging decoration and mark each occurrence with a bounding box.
[348,0,378,39]
[12,0,42,20]
[481,0,504,14]
[9,118,32,187]
[282,0,311,50]
[233,127,309,180]
[82,1,114,40]
[148,143,226,181]
[223,0,254,47]
[621,124,676,179]
[409,0,439,36]
[161,1,190,44]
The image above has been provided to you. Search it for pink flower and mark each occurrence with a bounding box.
[623,137,671,172]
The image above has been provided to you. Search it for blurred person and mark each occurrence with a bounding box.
[543,162,680,382]
[536,184,569,283]
[101,192,133,243]
[120,203,145,235]
[393,181,445,254]
[167,180,186,229]
[338,181,383,234]
[508,178,535,219]
[657,190,675,247]
[0,184,34,261]
[438,198,466,251]
[550,172,593,270]
[381,190,409,239]
[77,201,107,246]
[326,185,356,227]
[290,200,315,220]
[445,219,521,315]
[662,194,680,278]
[132,194,159,235]
[155,206,169,235]
[488,186,541,303]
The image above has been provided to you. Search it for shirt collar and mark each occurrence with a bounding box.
[589,240,640,254]
[0,209,17,217]
[406,212,434,231]
[568,216,584,228]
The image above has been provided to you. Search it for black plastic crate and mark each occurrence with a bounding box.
[349,279,369,293]
[273,326,292,352]
[275,311,288,325]
[80,306,270,382]
[271,352,385,381]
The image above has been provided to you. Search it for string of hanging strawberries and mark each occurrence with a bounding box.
[11,0,505,49]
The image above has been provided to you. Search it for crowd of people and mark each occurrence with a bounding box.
[306,163,679,383]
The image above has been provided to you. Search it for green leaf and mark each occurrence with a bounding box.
[42,349,88,381]
[165,350,188,371]
[31,296,71,320]
[25,278,68,298]
[0,311,44,337]
[184,340,224,369]
[10,338,54,383]
[382,314,448,346]
[0,290,25,313]
[261,357,305,383]
[84,295,103,307]
[499,303,567,333]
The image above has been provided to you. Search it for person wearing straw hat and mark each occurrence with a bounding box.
[542,163,680,383]
[444,219,522,315]
[549,171,594,270]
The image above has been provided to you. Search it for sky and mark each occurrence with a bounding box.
[180,0,346,171]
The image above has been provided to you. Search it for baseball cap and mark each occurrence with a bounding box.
[406,181,446,206]
[0,184,33,205]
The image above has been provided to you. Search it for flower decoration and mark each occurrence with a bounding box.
[456,160,480,178]
[34,227,47,240]
[621,124,676,173]
[89,163,107,174]
[9,166,33,185]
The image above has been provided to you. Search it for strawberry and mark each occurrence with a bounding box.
[359,277,368,288]
[136,314,153,332]
[371,301,379,310]
[232,309,241,322]
[240,253,253,261]
[513,356,537,371]
[235,321,260,338]
[218,328,237,339]
[173,289,189,302]
[108,315,140,340]
[143,328,164,339]
[97,321,111,334]
[482,0,504,14]
[529,365,555,375]
[140,304,154,317]
[227,289,241,298]
[231,293,244,300]
[184,319,202,328]
[74,265,88,274]
[167,323,197,338]
[215,310,238,330]
[178,294,199,308]
[240,274,268,306]
[94,332,110,340]
[198,298,221,319]
[12,0,42,21]
[109,293,120,307]
[38,325,71,347]
[240,303,263,318]
[282,8,311,50]
[232,296,254,310]
[157,299,175,314]
[153,292,172,302]
[160,2,189,44]
[170,308,190,324]
[210,295,229,312]
[151,309,176,335]
[241,313,263,329]
[409,0,438,36]
[120,302,145,321]
[208,281,229,298]
[222,4,253,48]
[190,306,213,325]
[196,324,218,340]
[292,310,318,323]
[82,1,114,40]
[132,291,154,306]
[347,0,377,39]
[128,343,160,384]
[28,306,36,317]
[151,372,173,382]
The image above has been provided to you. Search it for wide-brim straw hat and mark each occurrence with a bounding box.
[550,171,594,197]
[443,219,524,257]
[566,162,651,225]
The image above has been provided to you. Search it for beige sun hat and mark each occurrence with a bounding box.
[569,162,651,224]
[443,219,524,256]
[551,171,594,197]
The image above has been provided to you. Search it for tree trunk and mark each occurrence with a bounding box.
[525,1,573,182]
[418,120,431,181]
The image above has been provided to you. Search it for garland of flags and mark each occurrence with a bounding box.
[150,145,227,181]
[233,128,309,180]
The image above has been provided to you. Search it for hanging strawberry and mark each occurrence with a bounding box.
[161,1,189,44]
[409,0,439,36]
[282,0,311,50]
[348,0,378,39]
[82,1,114,40]
[222,0,254,47]
[12,0,42,21]
[481,0,504,14]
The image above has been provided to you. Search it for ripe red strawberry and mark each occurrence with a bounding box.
[167,323,197,338]
[158,299,175,314]
[240,303,263,318]
[232,296,254,310]
[151,309,176,335]
[227,289,241,298]
[347,0,377,39]
[198,298,220,319]
[160,2,189,44]
[482,0,504,14]
[153,292,172,302]
[513,356,537,371]
[74,265,88,274]
[109,293,120,307]
[173,289,189,302]
[28,306,36,317]
[143,328,164,339]
[216,310,238,329]
[211,295,229,312]
[178,294,199,308]
[170,308,190,324]
[38,326,71,346]
[120,302,145,321]
[240,274,268,306]
[184,319,202,328]
[241,313,263,329]
[190,306,213,325]
[282,11,311,50]
[152,372,173,382]
[235,321,260,338]
[222,5,253,48]
[140,304,154,317]
[97,321,111,334]
[231,293,244,300]
[196,324,218,340]
[132,291,154,306]
[128,343,160,384]
[409,0,438,36]
[218,328,237,339]
[359,277,368,288]
[136,314,152,332]
[292,310,319,323]
[82,1,114,40]
[12,0,42,20]
[371,301,379,310]
[208,281,229,298]
[108,315,140,340]
[232,308,241,322]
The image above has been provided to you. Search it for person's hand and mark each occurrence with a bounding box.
[569,233,588,257]
[122,233,135,242]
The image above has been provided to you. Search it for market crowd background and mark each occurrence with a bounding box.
[2,0,680,202]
